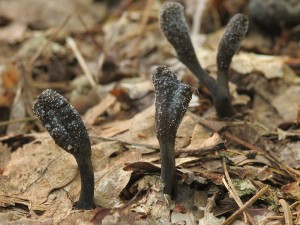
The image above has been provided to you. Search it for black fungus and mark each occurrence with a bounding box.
[158,2,216,93]
[217,14,249,74]
[152,66,192,196]
[33,89,94,210]
[159,2,249,118]
[216,13,249,117]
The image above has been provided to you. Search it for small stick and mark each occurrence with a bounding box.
[176,142,225,156]
[261,216,284,225]
[279,199,293,225]
[222,158,254,224]
[191,0,209,37]
[66,37,97,88]
[0,117,37,127]
[221,185,270,225]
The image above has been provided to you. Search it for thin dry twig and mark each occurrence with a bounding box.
[191,0,208,37]
[31,81,72,91]
[0,117,37,127]
[96,52,105,81]
[176,142,225,156]
[111,0,134,18]
[221,185,270,225]
[66,37,97,88]
[261,216,284,225]
[222,158,249,223]
[90,135,159,150]
[19,63,44,130]
[279,199,293,225]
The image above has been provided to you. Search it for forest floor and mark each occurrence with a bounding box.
[1,0,300,224]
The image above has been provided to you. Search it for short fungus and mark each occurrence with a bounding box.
[33,89,95,210]
[152,66,193,196]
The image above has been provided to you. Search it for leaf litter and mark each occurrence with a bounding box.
[0,0,300,224]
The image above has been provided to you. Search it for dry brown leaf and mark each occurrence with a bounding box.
[91,141,126,173]
[129,105,158,146]
[1,138,77,208]
[20,152,77,206]
[0,212,45,225]
[272,85,300,122]
[279,142,300,169]
[94,163,132,208]
[95,119,131,138]
[39,189,73,224]
[131,175,171,224]
[0,142,10,174]
[187,123,216,150]
[83,94,116,125]
[232,53,296,80]
[0,0,107,33]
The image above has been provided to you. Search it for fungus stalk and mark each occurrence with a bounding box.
[159,3,248,117]
[152,66,192,196]
[33,89,94,210]
[216,13,249,116]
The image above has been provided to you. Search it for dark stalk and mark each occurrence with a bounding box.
[33,89,95,210]
[76,155,94,209]
[216,13,249,116]
[152,66,192,196]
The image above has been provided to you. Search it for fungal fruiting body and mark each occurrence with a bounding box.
[158,2,217,93]
[33,89,94,210]
[159,2,249,117]
[152,66,193,196]
[217,14,249,115]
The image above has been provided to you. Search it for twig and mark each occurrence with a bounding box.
[66,37,97,88]
[89,135,159,150]
[261,216,284,225]
[221,185,270,225]
[279,199,293,225]
[0,117,37,127]
[111,0,134,18]
[31,81,72,91]
[176,142,225,156]
[96,52,105,81]
[19,63,44,131]
[90,135,223,157]
[222,158,248,223]
[191,0,208,37]
[283,164,300,177]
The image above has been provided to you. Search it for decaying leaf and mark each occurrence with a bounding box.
[1,0,300,223]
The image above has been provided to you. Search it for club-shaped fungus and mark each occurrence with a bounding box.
[159,2,248,117]
[33,89,94,210]
[152,66,192,196]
